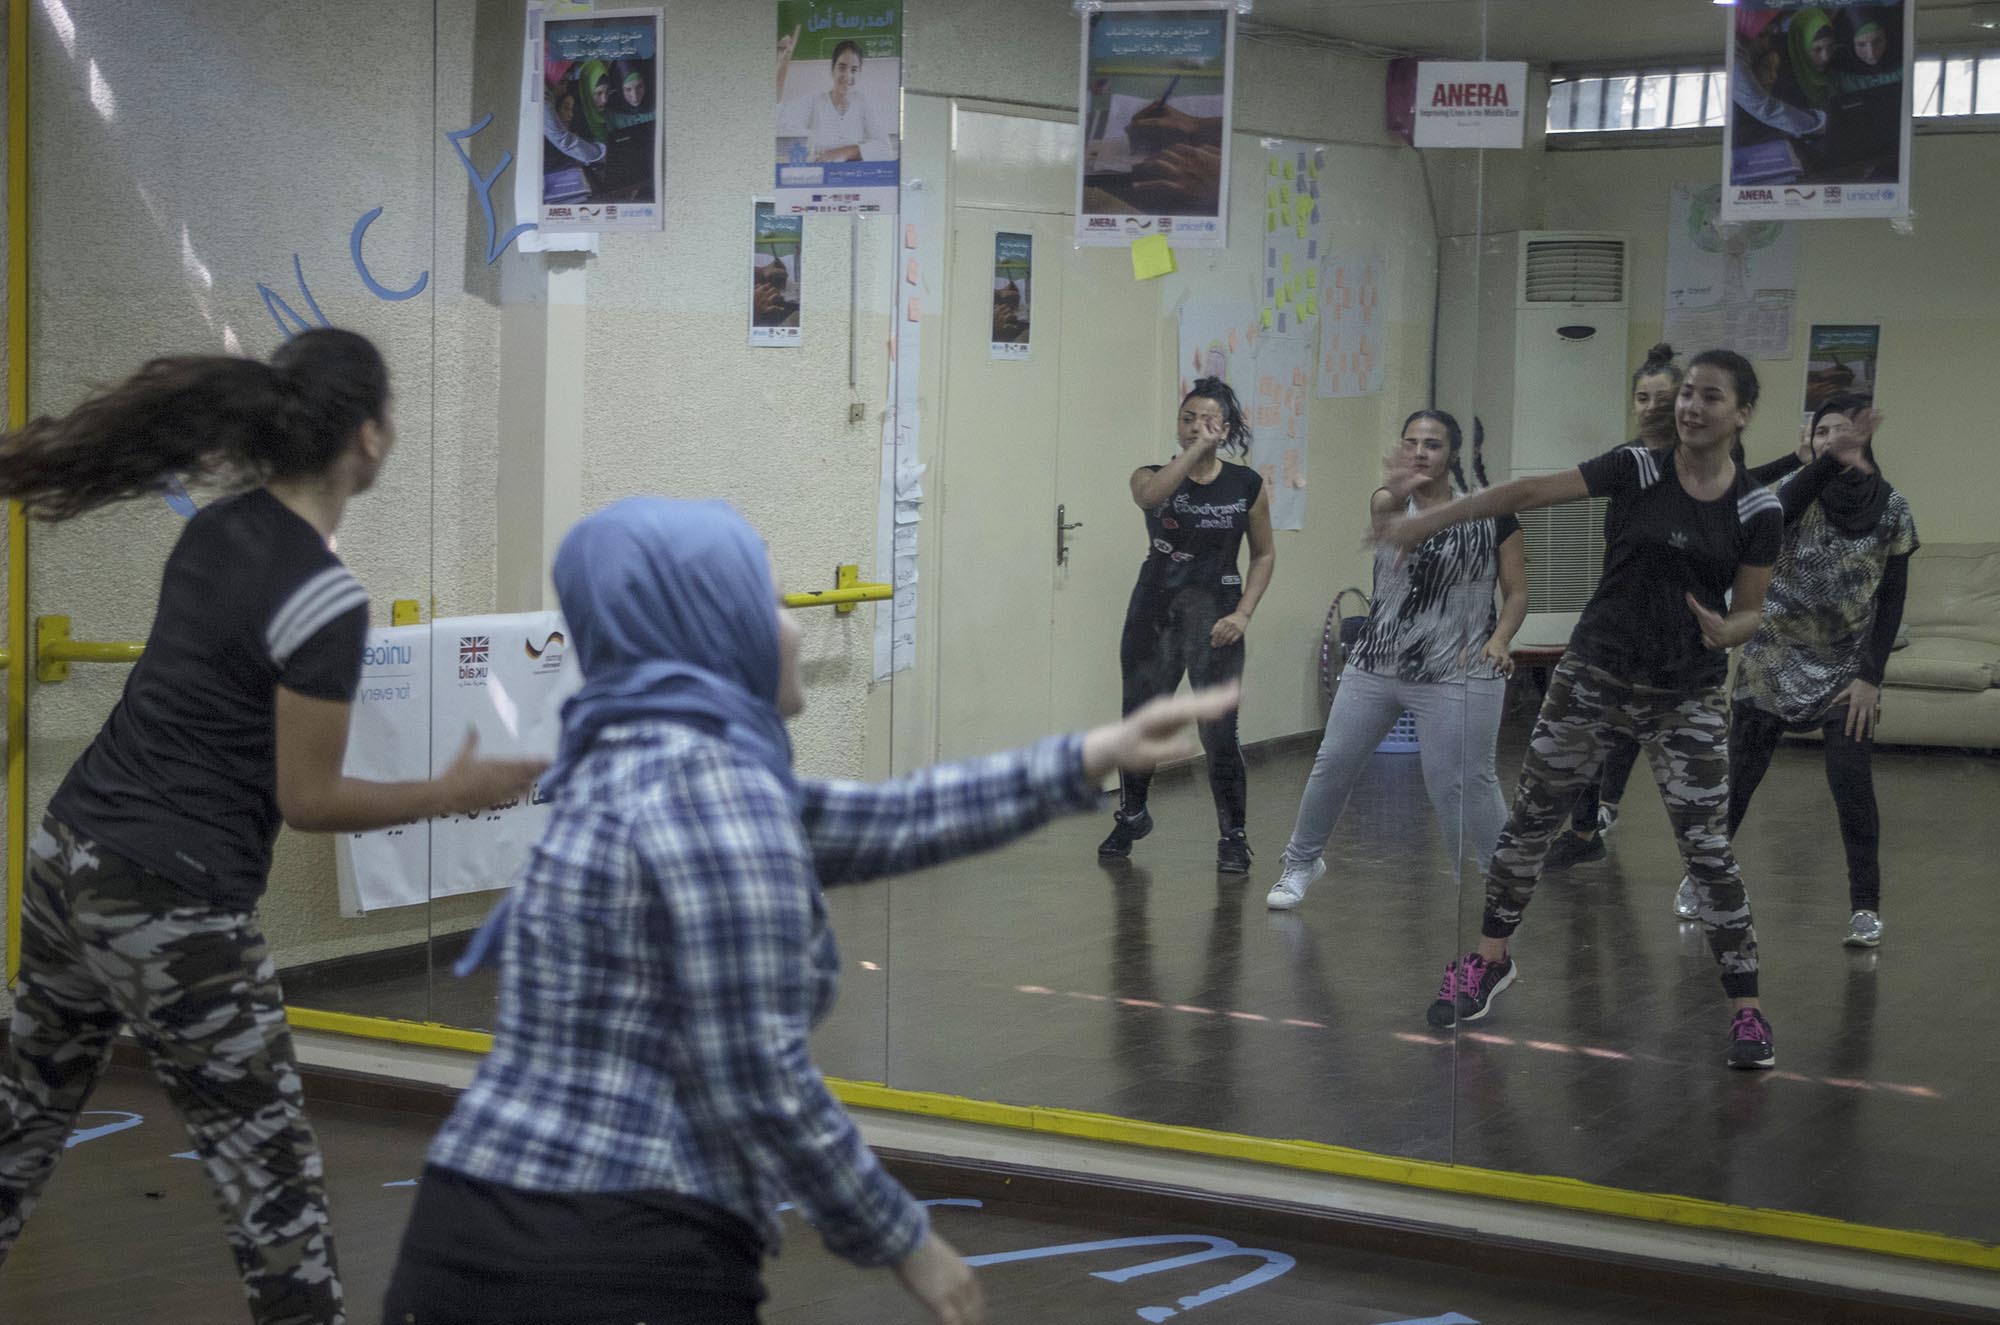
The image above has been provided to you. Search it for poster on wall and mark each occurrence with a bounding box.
[1259,139,1323,337]
[990,232,1032,359]
[774,0,902,214]
[1075,2,1234,248]
[535,7,663,232]
[1410,61,1529,148]
[334,627,432,917]
[1249,335,1311,531]
[1722,0,1913,220]
[1317,252,1386,398]
[1177,302,1259,398]
[429,613,582,905]
[750,199,803,346]
[1802,323,1881,423]
[1665,181,1799,361]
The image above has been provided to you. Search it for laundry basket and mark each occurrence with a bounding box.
[1376,711,1420,754]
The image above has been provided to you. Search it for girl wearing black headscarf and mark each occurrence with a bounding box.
[1729,393,1916,949]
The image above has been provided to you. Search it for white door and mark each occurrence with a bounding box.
[934,208,1067,758]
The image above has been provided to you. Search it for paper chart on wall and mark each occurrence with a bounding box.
[1258,139,1323,338]
[1665,181,1799,361]
[875,183,926,681]
[1316,252,1385,398]
[1249,334,1311,531]
[1176,302,1259,399]
[335,626,433,917]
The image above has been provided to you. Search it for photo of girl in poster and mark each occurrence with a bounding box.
[1726,0,1909,205]
[539,11,662,231]
[773,1,902,213]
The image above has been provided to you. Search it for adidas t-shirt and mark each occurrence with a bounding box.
[50,489,369,910]
[1570,445,1783,691]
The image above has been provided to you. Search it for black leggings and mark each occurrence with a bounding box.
[1118,588,1246,833]
[1569,735,1642,832]
[1728,701,1882,913]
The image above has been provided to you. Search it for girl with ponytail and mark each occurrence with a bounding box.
[1266,408,1525,912]
[0,329,544,1323]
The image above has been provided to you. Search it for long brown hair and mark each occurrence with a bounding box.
[0,328,388,521]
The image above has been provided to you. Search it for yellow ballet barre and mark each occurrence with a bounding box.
[36,615,143,683]
[782,563,889,615]
[30,567,888,686]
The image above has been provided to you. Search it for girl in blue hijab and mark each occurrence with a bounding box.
[385,497,1235,1325]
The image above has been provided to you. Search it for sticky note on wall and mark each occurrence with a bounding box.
[1130,235,1175,280]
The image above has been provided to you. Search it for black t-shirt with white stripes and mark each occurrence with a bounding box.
[50,488,369,909]
[1571,444,1783,691]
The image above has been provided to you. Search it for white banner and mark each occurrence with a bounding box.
[335,626,433,916]
[430,613,581,904]
[333,613,581,916]
[1412,61,1528,149]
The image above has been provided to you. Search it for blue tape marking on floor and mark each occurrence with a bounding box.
[171,1151,200,1160]
[1375,1314,1479,1324]
[63,1111,144,1148]
[382,1179,418,1187]
[965,1234,1296,1321]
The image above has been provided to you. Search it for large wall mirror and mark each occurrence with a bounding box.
[7,0,1993,1274]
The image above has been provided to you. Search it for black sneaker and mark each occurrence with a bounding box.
[1096,808,1153,859]
[1426,952,1517,1027]
[1216,830,1253,874]
[1726,1007,1776,1070]
[1543,830,1606,871]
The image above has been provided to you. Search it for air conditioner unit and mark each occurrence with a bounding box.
[1434,230,1630,642]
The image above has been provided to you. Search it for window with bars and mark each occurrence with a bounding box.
[1548,53,2000,134]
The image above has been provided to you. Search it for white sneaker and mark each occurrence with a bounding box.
[1673,875,1700,920]
[1266,858,1327,910]
[1596,804,1620,836]
[1844,910,1884,947]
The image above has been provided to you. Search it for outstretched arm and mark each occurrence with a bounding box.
[799,688,1238,885]
[1378,468,1588,552]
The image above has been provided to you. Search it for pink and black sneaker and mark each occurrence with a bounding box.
[1426,952,1517,1028]
[1726,1007,1776,1070]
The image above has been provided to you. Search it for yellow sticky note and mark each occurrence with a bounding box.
[1303,295,1317,317]
[1283,162,1295,179]
[1130,234,1175,281]
[1294,193,1311,218]
[1261,308,1274,328]
[1266,187,1279,208]
[1306,269,1318,288]
[1266,212,1276,233]
[1267,157,1280,176]
[1296,220,1309,239]
[1281,253,1292,274]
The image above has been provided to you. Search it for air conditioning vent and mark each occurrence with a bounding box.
[1518,497,1607,612]
[1524,239,1624,303]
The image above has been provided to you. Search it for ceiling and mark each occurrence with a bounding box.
[1248,0,1998,66]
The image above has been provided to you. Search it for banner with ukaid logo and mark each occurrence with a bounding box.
[334,612,582,915]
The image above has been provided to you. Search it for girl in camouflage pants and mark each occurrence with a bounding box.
[0,331,541,1323]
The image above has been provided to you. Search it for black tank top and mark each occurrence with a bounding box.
[1133,461,1263,603]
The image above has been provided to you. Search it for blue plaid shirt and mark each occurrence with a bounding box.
[426,721,1097,1266]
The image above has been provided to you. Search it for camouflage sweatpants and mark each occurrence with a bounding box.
[1484,656,1760,998]
[0,816,344,1323]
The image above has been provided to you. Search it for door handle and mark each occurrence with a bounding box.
[1056,504,1085,567]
